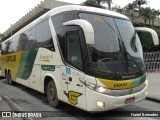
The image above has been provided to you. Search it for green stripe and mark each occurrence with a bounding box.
[131,74,146,87]
[17,49,38,80]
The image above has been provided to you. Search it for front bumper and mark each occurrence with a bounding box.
[85,80,148,112]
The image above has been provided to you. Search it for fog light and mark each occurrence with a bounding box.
[97,101,105,108]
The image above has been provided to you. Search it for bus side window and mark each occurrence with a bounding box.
[8,35,19,53]
[66,31,83,70]
[18,33,28,51]
[36,20,55,51]
[27,28,36,49]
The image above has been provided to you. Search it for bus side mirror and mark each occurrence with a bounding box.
[135,27,159,45]
[63,19,94,45]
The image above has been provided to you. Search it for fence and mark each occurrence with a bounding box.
[143,52,160,73]
[143,52,160,100]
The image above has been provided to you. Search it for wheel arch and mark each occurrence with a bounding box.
[43,74,61,100]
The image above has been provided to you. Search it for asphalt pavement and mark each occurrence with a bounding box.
[0,95,23,120]
[146,72,160,103]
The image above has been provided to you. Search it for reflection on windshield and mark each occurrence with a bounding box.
[79,13,145,75]
[115,19,145,73]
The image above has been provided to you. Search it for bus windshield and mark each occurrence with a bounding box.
[79,13,145,75]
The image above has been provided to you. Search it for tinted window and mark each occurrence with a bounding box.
[36,20,55,51]
[67,32,83,69]
[1,41,9,54]
[80,13,120,53]
[51,11,77,58]
[2,20,54,54]
[17,33,28,51]
[16,27,36,51]
[8,35,19,53]
[2,35,19,54]
[26,28,36,49]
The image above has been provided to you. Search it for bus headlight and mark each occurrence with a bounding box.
[80,79,111,94]
[96,86,111,94]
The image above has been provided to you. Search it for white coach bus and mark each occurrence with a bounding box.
[1,5,152,112]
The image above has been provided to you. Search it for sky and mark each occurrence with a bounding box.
[0,0,159,34]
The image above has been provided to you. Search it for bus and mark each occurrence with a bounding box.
[0,5,153,112]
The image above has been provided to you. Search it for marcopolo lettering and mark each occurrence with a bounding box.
[114,83,128,88]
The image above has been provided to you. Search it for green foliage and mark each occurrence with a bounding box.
[82,0,103,8]
[136,0,147,6]
[86,0,97,4]
[137,31,154,47]
[82,0,112,9]
[116,6,124,13]
[125,3,137,11]
[152,27,160,36]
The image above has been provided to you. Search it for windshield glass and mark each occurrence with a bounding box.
[79,13,145,75]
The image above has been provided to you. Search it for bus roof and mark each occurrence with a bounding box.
[49,5,129,20]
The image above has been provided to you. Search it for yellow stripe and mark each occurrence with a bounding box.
[39,60,50,62]
[97,75,146,90]
[98,78,133,90]
[1,52,21,80]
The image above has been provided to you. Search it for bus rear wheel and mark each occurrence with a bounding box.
[46,80,60,108]
[6,73,13,85]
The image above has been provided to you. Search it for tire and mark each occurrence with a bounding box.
[46,80,60,108]
[6,73,13,85]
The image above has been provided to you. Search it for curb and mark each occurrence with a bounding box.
[146,96,160,103]
[0,95,35,120]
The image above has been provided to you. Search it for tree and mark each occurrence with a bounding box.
[156,10,160,26]
[116,6,124,14]
[140,7,152,24]
[150,9,158,26]
[82,0,112,10]
[82,0,103,8]
[99,0,112,10]
[135,0,148,15]
[125,2,137,21]
[82,0,96,6]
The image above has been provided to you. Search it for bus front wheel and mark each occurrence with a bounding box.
[46,80,60,108]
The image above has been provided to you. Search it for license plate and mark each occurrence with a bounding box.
[125,97,135,104]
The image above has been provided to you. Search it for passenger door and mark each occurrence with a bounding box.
[62,31,86,110]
